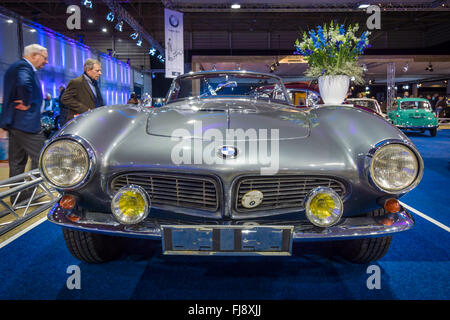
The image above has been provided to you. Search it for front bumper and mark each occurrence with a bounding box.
[397,125,438,130]
[48,202,415,242]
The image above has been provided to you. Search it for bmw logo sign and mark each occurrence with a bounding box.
[169,15,179,28]
[218,146,238,159]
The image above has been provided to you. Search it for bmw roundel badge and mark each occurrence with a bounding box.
[218,146,238,159]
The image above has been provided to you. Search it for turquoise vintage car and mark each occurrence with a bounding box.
[388,98,439,136]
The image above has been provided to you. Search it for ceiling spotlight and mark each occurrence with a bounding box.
[106,12,115,22]
[425,64,433,72]
[417,83,422,88]
[6,19,14,24]
[231,3,241,9]
[102,27,107,33]
[115,21,123,32]
[83,0,93,9]
[268,61,279,73]
[130,32,139,40]
[358,4,370,9]
[403,62,409,72]
[88,19,94,24]
[368,79,374,85]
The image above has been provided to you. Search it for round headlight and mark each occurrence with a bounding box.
[370,143,419,193]
[111,185,150,225]
[41,139,90,188]
[304,187,343,227]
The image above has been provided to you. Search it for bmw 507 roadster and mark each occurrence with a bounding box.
[40,71,421,263]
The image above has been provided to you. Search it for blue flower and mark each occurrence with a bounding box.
[339,24,345,35]
[317,26,326,46]
[309,30,321,49]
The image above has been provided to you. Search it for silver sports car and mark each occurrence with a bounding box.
[40,70,422,263]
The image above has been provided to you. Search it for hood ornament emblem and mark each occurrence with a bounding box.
[218,146,238,159]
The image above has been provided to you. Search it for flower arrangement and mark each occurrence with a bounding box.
[295,21,371,84]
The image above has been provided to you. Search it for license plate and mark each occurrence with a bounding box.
[161,225,293,256]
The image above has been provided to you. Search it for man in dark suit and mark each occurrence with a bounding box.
[0,44,48,179]
[61,58,104,122]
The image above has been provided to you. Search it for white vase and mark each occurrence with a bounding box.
[318,75,350,105]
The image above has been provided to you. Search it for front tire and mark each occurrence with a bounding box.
[429,128,437,137]
[335,208,393,263]
[62,228,123,263]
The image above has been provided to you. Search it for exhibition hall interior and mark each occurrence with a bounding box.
[0,0,448,303]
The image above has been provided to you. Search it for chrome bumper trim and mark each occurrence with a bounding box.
[47,203,414,241]
[397,125,438,129]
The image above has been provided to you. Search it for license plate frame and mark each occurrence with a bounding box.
[161,225,293,256]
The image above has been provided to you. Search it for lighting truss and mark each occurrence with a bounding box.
[102,0,165,58]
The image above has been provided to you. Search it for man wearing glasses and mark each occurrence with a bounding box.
[0,44,48,200]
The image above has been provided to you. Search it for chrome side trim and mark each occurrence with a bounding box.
[48,203,415,242]
[365,139,424,194]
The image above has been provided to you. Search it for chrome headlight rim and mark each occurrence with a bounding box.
[367,139,423,194]
[39,135,96,190]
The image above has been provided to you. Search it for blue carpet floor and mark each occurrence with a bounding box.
[0,130,449,300]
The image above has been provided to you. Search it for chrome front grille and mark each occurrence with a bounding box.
[235,176,347,212]
[110,173,219,212]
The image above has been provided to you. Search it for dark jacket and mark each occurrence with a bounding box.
[60,75,99,121]
[0,58,43,133]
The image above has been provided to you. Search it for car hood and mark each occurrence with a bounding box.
[147,99,310,140]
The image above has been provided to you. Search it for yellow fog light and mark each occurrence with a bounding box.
[111,185,150,224]
[304,187,343,227]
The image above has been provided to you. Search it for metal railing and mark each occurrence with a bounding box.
[438,118,450,125]
[0,169,60,237]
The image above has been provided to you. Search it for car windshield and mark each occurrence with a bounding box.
[166,72,290,105]
[400,101,431,110]
[349,99,377,111]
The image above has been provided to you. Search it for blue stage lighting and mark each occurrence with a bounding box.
[136,39,142,46]
[148,48,156,56]
[130,32,139,40]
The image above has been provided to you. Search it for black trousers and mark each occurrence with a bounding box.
[8,128,46,178]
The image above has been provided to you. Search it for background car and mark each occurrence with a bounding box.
[346,97,386,118]
[284,81,321,108]
[41,70,422,264]
[388,98,439,136]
